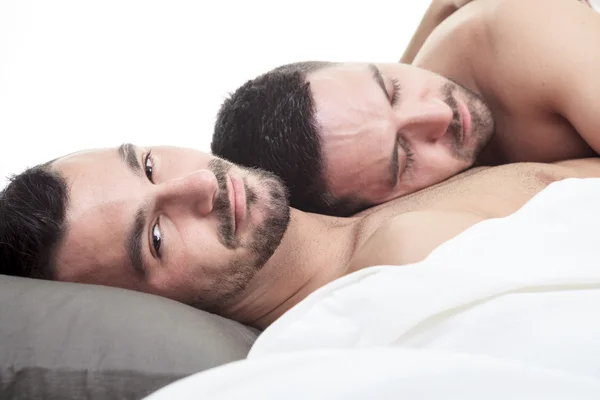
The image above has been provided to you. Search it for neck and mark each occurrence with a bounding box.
[223,209,361,329]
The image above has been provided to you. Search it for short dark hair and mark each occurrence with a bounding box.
[213,61,362,216]
[0,163,69,279]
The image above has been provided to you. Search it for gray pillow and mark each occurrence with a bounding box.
[0,274,258,400]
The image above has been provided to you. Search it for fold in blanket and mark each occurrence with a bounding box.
[250,178,600,380]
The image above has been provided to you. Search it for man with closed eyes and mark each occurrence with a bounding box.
[212,0,600,216]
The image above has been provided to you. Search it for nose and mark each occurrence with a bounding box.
[397,98,453,142]
[154,169,218,216]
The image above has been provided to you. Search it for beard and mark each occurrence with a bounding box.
[192,158,290,313]
[443,81,495,163]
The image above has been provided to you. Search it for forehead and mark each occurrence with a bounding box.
[56,147,135,215]
[51,145,213,284]
[52,147,141,285]
[307,63,390,129]
[54,145,213,217]
[308,63,377,98]
[306,64,398,202]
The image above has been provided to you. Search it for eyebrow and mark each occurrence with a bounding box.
[118,142,143,176]
[127,206,148,278]
[369,64,388,101]
[118,143,149,278]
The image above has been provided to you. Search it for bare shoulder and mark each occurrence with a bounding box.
[347,209,487,273]
[413,0,489,71]
[412,0,508,89]
[480,0,597,85]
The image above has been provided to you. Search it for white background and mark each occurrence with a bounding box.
[0,0,429,188]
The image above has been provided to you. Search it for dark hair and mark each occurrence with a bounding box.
[0,163,69,279]
[212,61,363,216]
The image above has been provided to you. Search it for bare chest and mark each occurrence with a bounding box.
[348,161,599,272]
[356,162,587,230]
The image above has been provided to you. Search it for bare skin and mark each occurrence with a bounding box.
[289,0,600,214]
[413,0,600,165]
[253,158,600,327]
[349,158,600,272]
[51,145,600,329]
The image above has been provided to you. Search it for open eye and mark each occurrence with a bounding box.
[151,221,162,257]
[144,151,154,182]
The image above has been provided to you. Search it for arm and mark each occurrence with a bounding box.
[485,0,600,154]
[549,0,600,154]
[400,0,475,64]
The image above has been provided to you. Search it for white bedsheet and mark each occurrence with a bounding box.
[250,178,600,378]
[147,178,600,399]
[146,349,600,399]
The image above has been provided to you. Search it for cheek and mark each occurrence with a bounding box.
[411,146,470,187]
[324,134,389,174]
[418,143,466,167]
[178,220,226,267]
[321,138,395,201]
[149,221,225,291]
[157,152,212,179]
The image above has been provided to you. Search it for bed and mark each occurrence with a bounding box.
[145,178,600,399]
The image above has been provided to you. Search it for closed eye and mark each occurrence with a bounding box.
[390,78,401,106]
[398,136,415,176]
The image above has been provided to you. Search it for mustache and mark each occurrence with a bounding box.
[443,83,462,146]
[208,158,239,249]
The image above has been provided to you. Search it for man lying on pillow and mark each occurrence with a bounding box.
[211,0,600,216]
[2,144,600,328]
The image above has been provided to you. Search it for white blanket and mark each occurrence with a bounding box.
[147,178,600,399]
[146,349,600,399]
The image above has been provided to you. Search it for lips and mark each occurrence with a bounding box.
[227,173,247,235]
[456,98,471,145]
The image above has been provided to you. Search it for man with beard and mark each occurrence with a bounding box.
[212,0,600,216]
[4,144,600,328]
